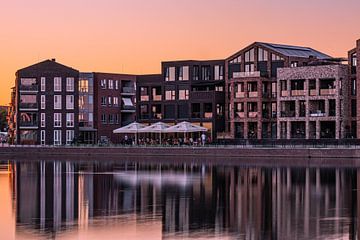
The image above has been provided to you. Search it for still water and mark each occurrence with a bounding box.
[0,160,358,240]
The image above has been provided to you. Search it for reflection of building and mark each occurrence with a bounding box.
[14,59,80,145]
[277,64,349,139]
[137,60,226,139]
[93,73,136,143]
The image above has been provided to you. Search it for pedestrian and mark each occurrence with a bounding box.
[201,133,206,146]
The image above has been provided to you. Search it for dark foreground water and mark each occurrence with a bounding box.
[0,160,359,239]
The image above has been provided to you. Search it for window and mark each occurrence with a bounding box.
[66,77,74,92]
[41,77,46,91]
[41,113,46,127]
[214,65,224,80]
[165,67,176,81]
[101,114,106,124]
[108,96,112,106]
[66,95,74,110]
[245,64,255,72]
[66,113,74,127]
[193,66,199,80]
[352,79,356,96]
[291,61,298,68]
[54,113,62,127]
[179,66,189,81]
[100,79,107,89]
[272,54,283,61]
[201,66,211,80]
[245,48,255,62]
[113,97,119,106]
[215,85,224,92]
[108,80,114,89]
[179,89,189,100]
[41,95,46,109]
[40,130,45,145]
[230,56,241,64]
[352,53,357,67]
[54,130,61,146]
[109,114,114,124]
[258,48,268,61]
[89,95,93,104]
[115,80,119,90]
[115,114,119,124]
[101,96,106,106]
[165,90,176,100]
[54,77,62,92]
[54,95,62,109]
[66,130,74,145]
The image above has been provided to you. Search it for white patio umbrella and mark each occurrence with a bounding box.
[113,122,146,144]
[164,121,208,142]
[138,122,171,144]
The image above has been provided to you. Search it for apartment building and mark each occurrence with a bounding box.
[277,64,349,139]
[137,60,225,139]
[14,59,79,145]
[348,39,360,138]
[93,73,136,143]
[226,42,332,139]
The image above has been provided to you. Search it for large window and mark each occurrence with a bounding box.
[201,66,211,80]
[66,113,74,127]
[165,90,176,100]
[245,48,255,62]
[54,130,61,146]
[66,130,74,145]
[165,67,176,81]
[214,65,224,80]
[79,79,89,92]
[193,66,199,80]
[229,56,241,64]
[54,113,62,127]
[66,77,74,92]
[66,95,74,110]
[178,66,189,81]
[179,89,189,100]
[54,95,62,109]
[54,77,62,92]
[258,48,268,62]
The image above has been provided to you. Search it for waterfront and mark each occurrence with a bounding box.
[0,160,359,239]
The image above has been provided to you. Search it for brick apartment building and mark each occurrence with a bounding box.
[225,42,332,139]
[348,39,360,138]
[12,59,79,145]
[93,72,136,143]
[137,60,225,139]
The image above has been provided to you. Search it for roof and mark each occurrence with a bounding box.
[17,59,79,75]
[257,42,332,59]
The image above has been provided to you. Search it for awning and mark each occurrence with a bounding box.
[122,98,133,107]
[164,121,208,133]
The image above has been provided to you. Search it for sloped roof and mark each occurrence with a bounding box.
[257,42,331,59]
[17,59,79,75]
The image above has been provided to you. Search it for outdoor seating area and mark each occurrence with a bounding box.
[113,121,209,146]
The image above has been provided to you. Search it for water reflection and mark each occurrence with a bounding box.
[0,160,359,239]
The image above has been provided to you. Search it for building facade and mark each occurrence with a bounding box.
[93,72,136,143]
[14,59,79,145]
[277,64,349,139]
[137,60,225,139]
[225,42,332,139]
[349,39,360,138]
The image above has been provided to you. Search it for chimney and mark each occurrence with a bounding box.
[51,58,56,62]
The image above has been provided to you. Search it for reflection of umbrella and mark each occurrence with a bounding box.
[113,122,146,144]
[139,122,171,144]
[20,113,31,122]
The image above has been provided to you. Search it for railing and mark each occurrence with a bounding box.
[152,95,162,101]
[235,92,245,98]
[310,111,326,117]
[248,112,258,118]
[140,95,149,101]
[19,103,38,109]
[236,112,245,118]
[309,89,317,96]
[248,92,258,98]
[122,87,135,94]
[280,111,295,118]
[19,85,38,91]
[19,121,38,128]
[291,90,306,96]
[281,90,289,97]
[320,89,336,96]
[233,71,261,78]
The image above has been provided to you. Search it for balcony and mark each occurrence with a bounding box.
[19,85,38,92]
[320,89,336,96]
[19,103,38,110]
[310,110,326,117]
[121,105,136,113]
[19,121,38,129]
[122,87,135,95]
[140,95,149,102]
[204,112,213,119]
[235,92,245,98]
[281,91,289,97]
[248,92,258,98]
[233,71,261,78]
[152,95,162,101]
[309,89,317,96]
[291,90,306,96]
[280,111,295,118]
[248,112,258,118]
[236,112,245,118]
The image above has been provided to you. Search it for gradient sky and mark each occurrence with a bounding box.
[0,0,359,105]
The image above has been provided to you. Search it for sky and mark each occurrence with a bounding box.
[0,0,359,105]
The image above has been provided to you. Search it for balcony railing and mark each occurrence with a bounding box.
[291,90,306,96]
[152,95,162,101]
[248,112,258,118]
[19,103,38,110]
[248,92,258,98]
[19,121,38,128]
[235,92,245,98]
[280,111,295,118]
[309,89,317,96]
[281,90,289,97]
[20,85,38,92]
[122,105,136,111]
[236,112,245,118]
[204,112,213,119]
[320,89,336,96]
[233,71,261,78]
[310,111,326,117]
[122,87,135,94]
[140,95,149,101]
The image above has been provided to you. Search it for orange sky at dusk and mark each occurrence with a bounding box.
[0,0,359,105]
